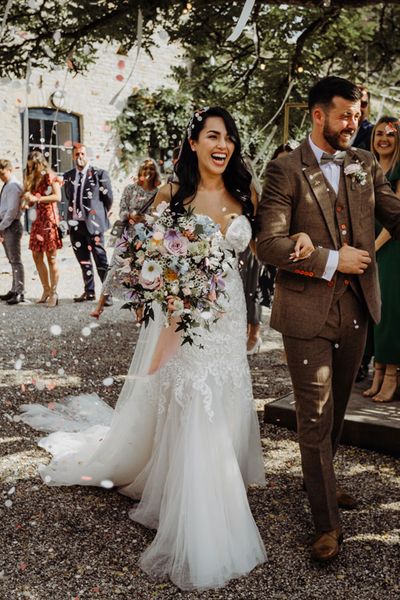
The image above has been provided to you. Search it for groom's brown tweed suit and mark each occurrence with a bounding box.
[257,139,400,532]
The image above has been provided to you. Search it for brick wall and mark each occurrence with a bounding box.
[0,37,182,208]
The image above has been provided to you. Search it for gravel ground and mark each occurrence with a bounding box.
[0,236,399,600]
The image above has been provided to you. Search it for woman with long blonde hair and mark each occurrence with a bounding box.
[363,116,400,402]
[22,150,62,307]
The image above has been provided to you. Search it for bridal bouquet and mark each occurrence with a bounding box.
[113,202,233,346]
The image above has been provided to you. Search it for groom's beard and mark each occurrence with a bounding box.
[323,122,355,151]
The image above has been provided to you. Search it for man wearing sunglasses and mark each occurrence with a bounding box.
[352,85,374,151]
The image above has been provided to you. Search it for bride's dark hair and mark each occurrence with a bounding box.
[172,107,255,230]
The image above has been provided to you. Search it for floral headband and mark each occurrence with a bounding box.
[384,121,400,135]
[186,106,210,139]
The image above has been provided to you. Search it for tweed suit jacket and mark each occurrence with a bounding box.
[256,139,400,339]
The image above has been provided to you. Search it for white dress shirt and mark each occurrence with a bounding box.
[0,177,23,231]
[72,163,90,221]
[308,135,340,281]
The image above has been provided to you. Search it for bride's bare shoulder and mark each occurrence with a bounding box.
[153,182,179,207]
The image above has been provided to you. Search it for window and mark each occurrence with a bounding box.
[25,108,80,174]
[22,108,81,227]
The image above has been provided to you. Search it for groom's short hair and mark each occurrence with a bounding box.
[308,76,362,113]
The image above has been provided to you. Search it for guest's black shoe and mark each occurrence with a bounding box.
[0,290,14,301]
[355,364,369,383]
[74,292,95,303]
[6,293,24,305]
[104,296,113,307]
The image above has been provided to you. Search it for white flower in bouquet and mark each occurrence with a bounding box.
[171,298,184,317]
[141,260,162,282]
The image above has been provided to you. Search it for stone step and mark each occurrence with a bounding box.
[264,385,400,457]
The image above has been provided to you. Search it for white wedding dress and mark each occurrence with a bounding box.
[19,215,267,591]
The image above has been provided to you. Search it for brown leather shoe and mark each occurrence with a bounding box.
[337,488,358,510]
[311,528,343,563]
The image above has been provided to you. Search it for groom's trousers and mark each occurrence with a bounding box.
[282,287,368,532]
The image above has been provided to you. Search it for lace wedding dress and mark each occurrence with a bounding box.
[19,215,267,591]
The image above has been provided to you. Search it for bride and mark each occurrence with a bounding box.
[19,107,313,591]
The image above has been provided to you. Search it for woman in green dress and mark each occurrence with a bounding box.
[363,116,400,402]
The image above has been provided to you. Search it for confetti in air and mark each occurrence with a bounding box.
[100,480,114,489]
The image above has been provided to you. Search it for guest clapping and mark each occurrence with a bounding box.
[363,116,400,402]
[22,151,62,307]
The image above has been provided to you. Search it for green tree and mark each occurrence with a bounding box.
[113,86,193,168]
[2,1,400,171]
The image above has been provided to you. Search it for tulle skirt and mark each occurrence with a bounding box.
[19,270,267,590]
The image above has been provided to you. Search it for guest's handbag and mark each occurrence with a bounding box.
[110,219,128,238]
[51,203,66,240]
[57,220,68,239]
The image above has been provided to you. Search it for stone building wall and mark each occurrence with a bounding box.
[0,36,182,204]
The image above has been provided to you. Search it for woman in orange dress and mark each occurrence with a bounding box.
[22,150,62,307]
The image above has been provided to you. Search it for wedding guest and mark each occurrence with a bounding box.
[257,76,400,563]
[362,116,400,402]
[0,159,24,304]
[352,84,374,151]
[120,158,161,229]
[91,158,160,318]
[167,146,181,184]
[353,84,375,382]
[63,144,113,303]
[22,151,62,307]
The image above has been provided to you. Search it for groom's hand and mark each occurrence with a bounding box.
[338,244,371,274]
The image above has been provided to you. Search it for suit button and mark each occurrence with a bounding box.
[344,279,350,285]
[327,280,335,288]
[336,206,343,213]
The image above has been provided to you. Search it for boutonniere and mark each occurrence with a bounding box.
[344,162,367,189]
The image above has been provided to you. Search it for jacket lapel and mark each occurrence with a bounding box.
[301,140,337,247]
[64,169,75,206]
[344,149,362,244]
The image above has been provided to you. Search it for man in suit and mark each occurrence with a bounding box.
[352,84,374,151]
[257,76,400,563]
[64,144,113,303]
[0,159,24,304]
[352,84,375,383]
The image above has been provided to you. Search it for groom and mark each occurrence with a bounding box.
[257,76,400,562]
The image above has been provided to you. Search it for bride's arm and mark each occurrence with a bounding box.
[152,182,179,209]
